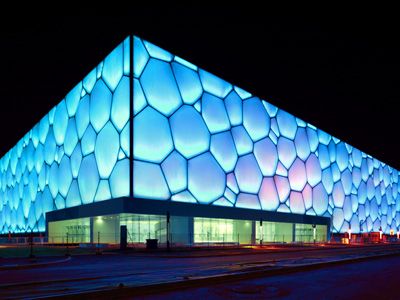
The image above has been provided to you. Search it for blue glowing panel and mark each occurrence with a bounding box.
[109,158,129,198]
[161,151,187,194]
[199,69,232,98]
[134,107,173,163]
[231,126,253,156]
[225,91,243,126]
[141,59,182,116]
[170,105,210,159]
[64,119,78,156]
[288,158,307,192]
[259,178,279,211]
[305,154,322,187]
[102,43,123,91]
[202,93,230,133]
[210,131,237,173]
[111,76,129,131]
[53,101,69,145]
[254,138,278,176]
[78,154,99,204]
[133,79,147,115]
[294,128,310,161]
[134,160,170,200]
[276,110,297,140]
[75,95,90,139]
[234,154,262,194]
[235,193,260,210]
[243,98,270,142]
[143,40,173,61]
[133,36,149,78]
[188,153,225,204]
[95,122,120,178]
[90,79,112,132]
[289,191,305,214]
[172,62,202,104]
[277,137,296,169]
[66,83,82,117]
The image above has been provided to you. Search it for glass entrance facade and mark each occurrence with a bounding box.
[48,213,328,245]
[193,217,252,244]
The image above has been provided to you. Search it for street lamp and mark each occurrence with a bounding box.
[347,225,352,243]
[379,226,383,241]
[312,224,316,244]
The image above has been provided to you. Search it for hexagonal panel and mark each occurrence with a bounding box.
[234,154,263,194]
[133,160,170,200]
[199,69,232,98]
[225,91,243,126]
[336,142,349,172]
[111,76,129,131]
[78,154,99,205]
[134,107,173,163]
[288,158,307,191]
[276,110,297,139]
[289,191,305,214]
[110,158,129,198]
[172,62,202,104]
[259,178,279,211]
[210,131,237,173]
[274,175,290,202]
[102,43,123,91]
[64,118,78,156]
[294,127,310,161]
[58,156,72,198]
[141,59,182,116]
[170,105,210,159]
[254,137,278,176]
[188,152,225,204]
[95,122,120,178]
[202,93,230,133]
[243,97,270,141]
[277,137,296,169]
[333,182,345,207]
[53,101,68,145]
[90,79,112,132]
[306,154,322,187]
[133,37,149,78]
[231,126,253,156]
[235,193,260,210]
[75,95,90,139]
[161,151,187,194]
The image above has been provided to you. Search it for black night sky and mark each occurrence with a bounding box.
[1,10,399,169]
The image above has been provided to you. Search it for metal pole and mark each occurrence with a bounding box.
[29,230,34,258]
[167,211,170,251]
[66,233,70,256]
[96,232,101,255]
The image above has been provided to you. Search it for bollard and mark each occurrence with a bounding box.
[66,233,70,257]
[96,232,101,255]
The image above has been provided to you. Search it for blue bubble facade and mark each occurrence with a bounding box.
[132,37,400,234]
[0,38,130,233]
[1,35,399,235]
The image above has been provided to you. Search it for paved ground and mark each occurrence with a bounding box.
[141,254,400,299]
[0,244,399,298]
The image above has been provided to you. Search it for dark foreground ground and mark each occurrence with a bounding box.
[1,244,400,299]
[141,255,400,300]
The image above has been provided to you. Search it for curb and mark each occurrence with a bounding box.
[0,256,72,271]
[48,249,400,299]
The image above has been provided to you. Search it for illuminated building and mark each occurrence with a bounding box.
[0,36,399,244]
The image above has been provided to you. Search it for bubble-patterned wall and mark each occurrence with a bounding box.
[0,38,130,233]
[1,35,400,235]
[133,36,400,234]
